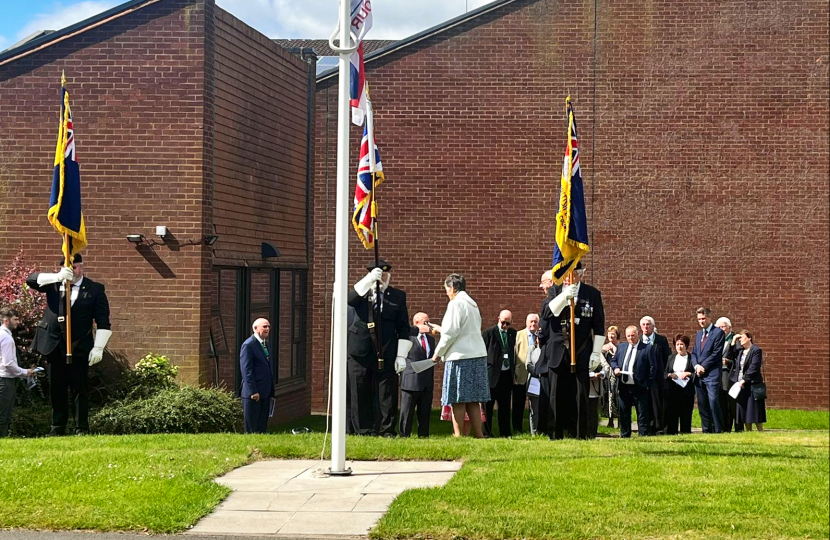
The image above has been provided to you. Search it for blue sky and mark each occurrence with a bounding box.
[0,0,494,53]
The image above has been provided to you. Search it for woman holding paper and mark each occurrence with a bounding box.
[431,273,490,438]
[729,330,766,431]
[664,334,695,434]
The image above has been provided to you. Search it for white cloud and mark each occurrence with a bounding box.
[216,0,496,40]
[14,1,122,41]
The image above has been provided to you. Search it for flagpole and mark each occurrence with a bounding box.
[328,0,354,476]
[63,233,73,365]
[566,270,575,373]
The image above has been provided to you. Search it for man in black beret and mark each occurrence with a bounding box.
[347,259,410,436]
[27,254,111,436]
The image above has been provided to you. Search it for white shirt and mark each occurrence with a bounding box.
[433,291,488,361]
[59,276,83,306]
[620,343,637,384]
[0,325,27,379]
[672,353,689,373]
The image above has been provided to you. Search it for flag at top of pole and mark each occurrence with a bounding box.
[551,96,589,284]
[349,0,373,125]
[352,86,385,248]
[48,72,87,263]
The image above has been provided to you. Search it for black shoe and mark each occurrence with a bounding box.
[74,429,90,436]
[381,433,396,438]
[47,428,66,437]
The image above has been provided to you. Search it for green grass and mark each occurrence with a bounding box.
[0,409,826,539]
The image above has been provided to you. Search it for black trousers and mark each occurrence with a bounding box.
[665,384,695,434]
[649,384,667,434]
[618,382,651,438]
[588,397,599,438]
[484,371,512,437]
[719,387,742,432]
[536,374,551,437]
[549,365,591,440]
[46,348,89,432]
[0,378,16,437]
[347,356,397,436]
[242,396,270,433]
[399,388,433,437]
[511,383,527,433]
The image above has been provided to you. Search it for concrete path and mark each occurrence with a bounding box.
[186,459,462,537]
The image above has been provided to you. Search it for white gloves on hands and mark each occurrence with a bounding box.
[395,339,413,374]
[354,268,383,296]
[563,284,578,300]
[88,329,112,366]
[37,267,74,286]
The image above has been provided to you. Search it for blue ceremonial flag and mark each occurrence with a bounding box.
[551,96,589,284]
[48,73,87,262]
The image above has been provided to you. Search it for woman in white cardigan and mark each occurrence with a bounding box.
[431,273,490,438]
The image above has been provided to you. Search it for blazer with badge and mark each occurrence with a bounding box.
[26,274,111,358]
[401,332,435,392]
[514,328,538,385]
[611,341,657,388]
[347,286,410,367]
[239,335,274,400]
[482,325,517,388]
[539,282,605,372]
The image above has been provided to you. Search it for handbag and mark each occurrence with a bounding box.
[751,382,767,401]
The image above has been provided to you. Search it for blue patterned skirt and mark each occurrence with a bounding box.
[441,356,491,406]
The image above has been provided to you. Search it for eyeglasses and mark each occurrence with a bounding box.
[499,321,511,326]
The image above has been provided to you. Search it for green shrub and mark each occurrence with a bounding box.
[121,353,179,400]
[90,386,242,435]
[9,401,52,438]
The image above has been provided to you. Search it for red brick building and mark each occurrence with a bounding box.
[0,0,315,421]
[310,0,829,410]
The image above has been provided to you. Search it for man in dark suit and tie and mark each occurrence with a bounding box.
[692,307,726,433]
[641,316,671,435]
[539,261,606,440]
[27,254,111,436]
[347,260,411,437]
[482,310,517,437]
[239,318,275,434]
[611,325,656,438]
[399,312,435,437]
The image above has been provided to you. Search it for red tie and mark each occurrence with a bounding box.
[421,335,428,354]
[700,329,708,349]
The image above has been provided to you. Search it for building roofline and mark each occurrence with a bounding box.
[316,0,520,83]
[0,0,163,66]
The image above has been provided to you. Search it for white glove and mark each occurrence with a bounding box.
[563,284,578,300]
[395,339,413,374]
[37,267,74,286]
[354,268,383,296]
[88,329,112,366]
[588,335,605,372]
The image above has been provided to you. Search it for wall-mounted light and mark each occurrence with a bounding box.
[261,242,280,259]
[155,226,168,238]
[204,234,219,246]
[126,234,145,244]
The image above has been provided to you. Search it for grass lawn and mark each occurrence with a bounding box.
[0,409,826,539]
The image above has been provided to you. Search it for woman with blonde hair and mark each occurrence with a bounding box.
[600,325,621,428]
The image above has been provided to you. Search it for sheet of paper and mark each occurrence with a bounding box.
[269,397,276,417]
[728,382,742,399]
[673,372,689,388]
[527,377,540,396]
[410,359,435,373]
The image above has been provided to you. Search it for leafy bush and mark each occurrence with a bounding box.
[9,401,52,438]
[90,386,243,435]
[0,247,45,372]
[120,352,179,400]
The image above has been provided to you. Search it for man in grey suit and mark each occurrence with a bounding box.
[398,312,435,437]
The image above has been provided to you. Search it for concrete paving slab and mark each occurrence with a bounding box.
[362,472,458,493]
[352,493,397,512]
[189,510,292,534]
[217,491,279,511]
[277,511,384,536]
[299,492,362,512]
[267,491,316,512]
[215,477,292,492]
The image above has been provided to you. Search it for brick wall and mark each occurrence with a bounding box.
[311,0,829,410]
[0,0,213,383]
[212,8,314,420]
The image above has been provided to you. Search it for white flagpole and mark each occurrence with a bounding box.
[328,0,354,476]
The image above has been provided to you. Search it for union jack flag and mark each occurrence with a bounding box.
[352,91,384,249]
[48,72,87,262]
[551,96,589,284]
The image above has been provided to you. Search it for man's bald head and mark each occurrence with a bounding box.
[498,310,513,330]
[252,318,271,339]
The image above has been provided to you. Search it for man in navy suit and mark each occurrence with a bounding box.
[239,318,275,434]
[399,312,436,438]
[611,325,656,438]
[691,307,726,433]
